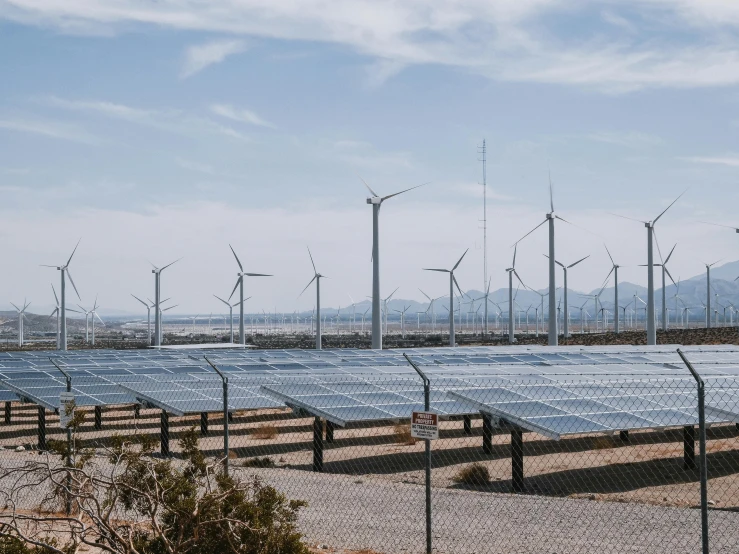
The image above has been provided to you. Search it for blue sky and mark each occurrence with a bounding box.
[1,1,739,315]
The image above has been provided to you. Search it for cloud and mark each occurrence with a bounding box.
[0,116,97,143]
[679,155,739,167]
[181,39,246,78]
[209,104,274,128]
[587,131,663,147]
[7,1,739,91]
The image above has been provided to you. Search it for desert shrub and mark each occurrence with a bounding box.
[454,463,490,485]
[392,424,418,445]
[252,424,279,440]
[242,456,276,468]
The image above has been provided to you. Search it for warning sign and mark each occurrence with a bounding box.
[59,392,75,429]
[411,411,439,440]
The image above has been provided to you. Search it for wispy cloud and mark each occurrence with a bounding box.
[587,131,663,147]
[680,155,739,167]
[181,39,247,78]
[209,104,274,128]
[0,116,96,144]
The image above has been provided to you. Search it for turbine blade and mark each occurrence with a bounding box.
[512,244,517,268]
[65,238,81,267]
[66,270,81,300]
[228,277,242,301]
[131,294,148,307]
[665,244,677,264]
[513,270,527,289]
[452,248,469,271]
[381,182,428,202]
[95,313,106,326]
[229,244,244,272]
[213,294,229,306]
[568,255,590,268]
[604,244,615,265]
[608,212,647,224]
[664,267,676,286]
[423,268,450,273]
[9,302,19,312]
[161,258,182,272]
[244,273,272,277]
[386,287,399,301]
[298,275,317,298]
[307,246,317,274]
[360,177,378,197]
[700,221,739,231]
[51,284,59,305]
[554,215,570,225]
[40,264,58,268]
[452,275,463,297]
[654,188,689,224]
[512,219,547,246]
[419,289,432,302]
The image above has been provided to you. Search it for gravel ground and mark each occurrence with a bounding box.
[238,466,739,554]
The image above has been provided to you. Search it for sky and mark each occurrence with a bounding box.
[1,0,739,316]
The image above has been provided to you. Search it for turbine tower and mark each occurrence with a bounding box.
[704,259,722,329]
[479,139,489,337]
[603,245,620,334]
[90,296,104,346]
[363,179,426,350]
[424,250,468,347]
[151,259,180,347]
[42,239,82,351]
[611,190,686,345]
[549,255,589,338]
[131,294,152,345]
[656,242,677,331]
[227,245,271,346]
[9,301,30,347]
[299,247,325,350]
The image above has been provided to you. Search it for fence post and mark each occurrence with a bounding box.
[677,349,709,554]
[49,358,72,516]
[205,357,230,477]
[404,353,431,554]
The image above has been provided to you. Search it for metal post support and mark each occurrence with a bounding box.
[37,407,46,451]
[511,429,525,493]
[4,401,10,424]
[204,357,229,476]
[134,404,140,418]
[49,357,73,515]
[200,412,209,436]
[404,353,432,554]
[160,411,170,457]
[94,406,102,430]
[482,414,493,454]
[677,350,709,554]
[463,415,472,435]
[313,417,324,472]
[325,420,335,443]
[619,430,629,442]
[683,426,696,470]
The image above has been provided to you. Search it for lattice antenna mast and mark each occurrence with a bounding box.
[478,139,488,336]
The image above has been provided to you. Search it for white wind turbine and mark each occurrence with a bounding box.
[393,304,411,338]
[505,246,526,343]
[419,289,443,333]
[515,174,571,346]
[50,284,77,349]
[10,300,30,347]
[150,258,180,347]
[214,294,248,343]
[228,245,271,346]
[547,254,589,338]
[603,245,622,334]
[703,259,722,329]
[424,249,468,347]
[299,247,325,350]
[77,303,91,344]
[131,293,165,345]
[611,190,687,344]
[42,239,82,351]
[363,178,426,349]
[651,238,677,331]
[89,297,104,346]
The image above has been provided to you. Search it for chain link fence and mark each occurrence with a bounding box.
[0,361,737,552]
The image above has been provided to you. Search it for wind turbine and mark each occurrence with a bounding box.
[227,245,271,345]
[363,178,426,349]
[150,258,180,347]
[424,249,468,347]
[704,259,722,329]
[514,174,571,346]
[611,190,687,344]
[299,247,325,350]
[547,254,589,338]
[77,303,92,343]
[42,239,82,351]
[505,246,526,343]
[603,245,621,334]
[9,300,30,347]
[653,239,677,331]
[131,294,153,345]
[214,294,246,343]
[50,284,73,349]
[419,289,443,333]
[393,305,411,338]
[90,296,104,346]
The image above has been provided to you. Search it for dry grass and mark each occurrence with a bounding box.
[242,456,275,468]
[453,463,490,485]
[392,424,418,445]
[251,424,279,440]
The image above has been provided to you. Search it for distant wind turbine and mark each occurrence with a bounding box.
[150,258,180,347]
[42,240,82,351]
[214,294,247,344]
[546,254,589,338]
[505,246,526,343]
[9,300,30,347]
[299,246,325,350]
[227,245,271,346]
[424,249,468,347]
[704,259,722,329]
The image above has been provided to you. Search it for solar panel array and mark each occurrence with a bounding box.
[0,345,737,440]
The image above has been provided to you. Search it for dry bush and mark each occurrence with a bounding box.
[252,424,279,440]
[393,424,418,445]
[454,463,490,485]
[243,456,276,468]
